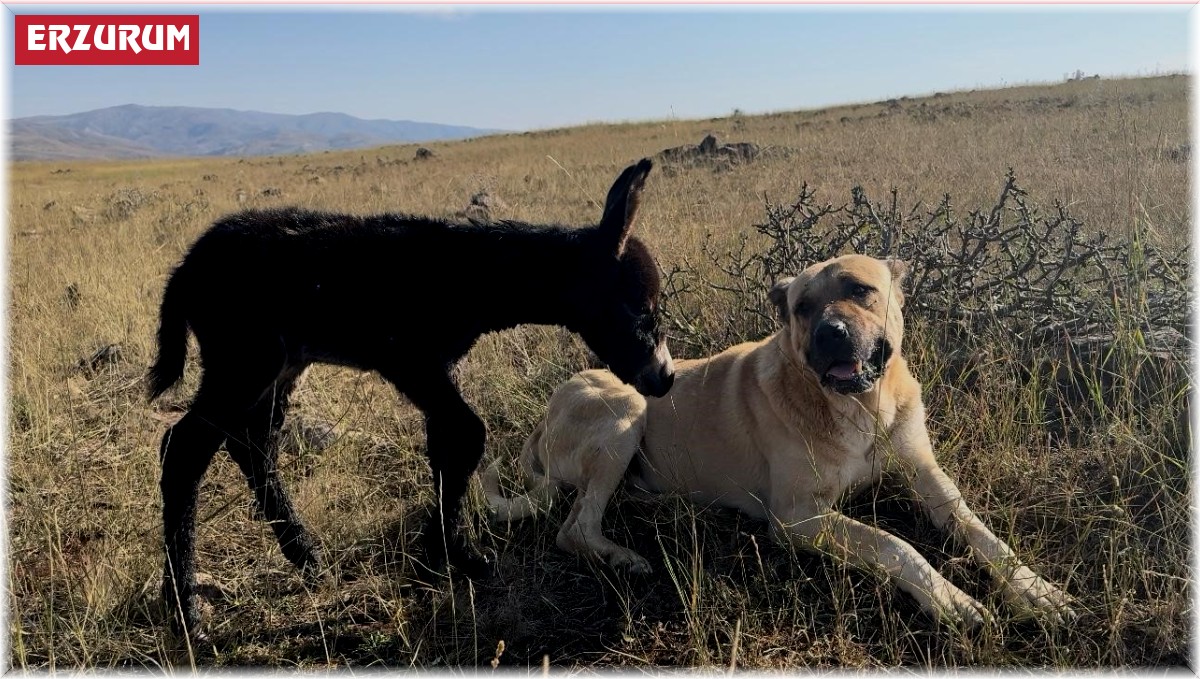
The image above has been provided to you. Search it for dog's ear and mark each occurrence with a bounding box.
[886,259,909,284]
[769,277,794,324]
[885,259,908,308]
[599,158,653,257]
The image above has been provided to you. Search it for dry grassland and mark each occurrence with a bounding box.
[7,74,1190,669]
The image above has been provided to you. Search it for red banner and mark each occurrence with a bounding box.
[15,15,199,66]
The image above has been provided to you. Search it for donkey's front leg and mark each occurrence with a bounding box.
[388,367,492,581]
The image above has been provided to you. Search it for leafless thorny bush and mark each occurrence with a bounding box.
[665,171,1189,352]
[103,187,159,223]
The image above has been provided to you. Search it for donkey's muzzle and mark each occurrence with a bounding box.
[637,366,674,398]
[634,342,675,398]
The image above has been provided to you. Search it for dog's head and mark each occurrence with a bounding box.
[769,255,907,395]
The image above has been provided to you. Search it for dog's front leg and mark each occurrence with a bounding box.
[907,461,1075,622]
[771,505,988,628]
[890,415,1075,622]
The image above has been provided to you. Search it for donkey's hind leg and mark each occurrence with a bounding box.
[160,407,227,639]
[225,367,323,579]
[158,341,288,639]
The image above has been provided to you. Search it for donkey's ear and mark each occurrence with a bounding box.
[769,277,795,324]
[599,158,653,256]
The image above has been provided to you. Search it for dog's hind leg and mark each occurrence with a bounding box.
[225,367,323,580]
[482,419,560,522]
[555,420,651,574]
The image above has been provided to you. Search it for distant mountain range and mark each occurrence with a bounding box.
[10,104,504,160]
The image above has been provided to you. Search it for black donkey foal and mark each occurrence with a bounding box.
[148,159,674,640]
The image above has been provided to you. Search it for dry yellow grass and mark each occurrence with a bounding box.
[7,74,1190,669]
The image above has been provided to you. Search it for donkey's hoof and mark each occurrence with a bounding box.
[297,550,327,585]
[412,534,494,583]
[164,608,212,650]
[174,626,212,649]
[626,559,652,576]
[301,565,332,589]
[450,547,494,581]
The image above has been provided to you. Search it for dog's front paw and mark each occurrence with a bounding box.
[928,581,991,630]
[1000,565,1076,624]
[608,550,652,575]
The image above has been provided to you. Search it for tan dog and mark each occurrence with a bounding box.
[484,254,1073,627]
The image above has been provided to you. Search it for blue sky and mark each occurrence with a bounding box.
[6,6,1191,131]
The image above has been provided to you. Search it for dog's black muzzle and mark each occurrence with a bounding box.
[808,320,893,395]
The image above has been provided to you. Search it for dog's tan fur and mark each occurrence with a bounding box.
[484,254,1073,627]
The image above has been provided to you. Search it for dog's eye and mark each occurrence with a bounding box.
[851,284,874,298]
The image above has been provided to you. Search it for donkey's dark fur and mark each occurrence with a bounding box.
[148,159,673,640]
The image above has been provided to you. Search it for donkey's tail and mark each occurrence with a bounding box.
[147,269,190,401]
[481,418,559,522]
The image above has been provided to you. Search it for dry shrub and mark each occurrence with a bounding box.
[103,187,158,222]
[669,171,1187,345]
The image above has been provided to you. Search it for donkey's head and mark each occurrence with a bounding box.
[576,159,675,398]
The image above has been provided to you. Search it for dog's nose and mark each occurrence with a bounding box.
[814,320,853,353]
[816,320,849,340]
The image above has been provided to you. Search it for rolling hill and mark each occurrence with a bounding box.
[10,104,503,160]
